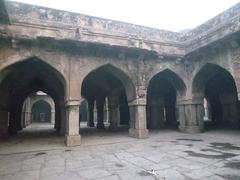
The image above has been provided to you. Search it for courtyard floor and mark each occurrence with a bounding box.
[0,124,240,180]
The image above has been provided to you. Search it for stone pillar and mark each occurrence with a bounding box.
[128,98,149,138]
[65,100,81,146]
[106,99,109,123]
[25,110,31,126]
[22,98,32,127]
[149,99,165,129]
[51,110,55,125]
[0,109,9,138]
[103,99,109,123]
[87,99,95,127]
[96,98,105,129]
[108,96,120,131]
[178,99,204,133]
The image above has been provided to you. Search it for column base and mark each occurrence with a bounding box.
[129,128,149,139]
[65,135,81,147]
[97,123,105,129]
[179,126,203,133]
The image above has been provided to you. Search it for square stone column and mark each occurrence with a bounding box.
[128,98,149,138]
[51,110,55,125]
[65,100,81,146]
[177,99,204,133]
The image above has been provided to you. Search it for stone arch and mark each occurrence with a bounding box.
[146,69,187,129]
[21,92,56,127]
[0,54,67,83]
[148,68,187,96]
[192,63,239,129]
[81,63,135,130]
[31,100,52,123]
[147,66,187,89]
[30,94,55,110]
[0,57,67,136]
[81,64,136,102]
[192,63,237,97]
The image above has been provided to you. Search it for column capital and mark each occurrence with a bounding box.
[65,100,80,107]
[128,98,146,106]
[136,85,147,99]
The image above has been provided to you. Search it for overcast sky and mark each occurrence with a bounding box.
[11,0,240,32]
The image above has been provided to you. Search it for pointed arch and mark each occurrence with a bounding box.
[0,57,67,95]
[31,100,52,123]
[192,63,239,129]
[148,68,187,96]
[0,57,67,134]
[81,64,136,101]
[192,63,237,96]
[146,68,187,130]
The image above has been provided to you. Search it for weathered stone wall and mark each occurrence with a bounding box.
[0,36,239,104]
[1,0,240,145]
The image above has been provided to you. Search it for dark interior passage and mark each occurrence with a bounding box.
[147,69,186,130]
[32,100,51,123]
[0,58,66,136]
[81,65,131,131]
[193,64,240,130]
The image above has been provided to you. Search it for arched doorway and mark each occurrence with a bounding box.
[192,63,239,130]
[0,58,66,137]
[81,64,134,132]
[32,100,51,123]
[147,69,186,130]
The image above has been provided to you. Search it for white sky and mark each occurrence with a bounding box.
[10,0,240,32]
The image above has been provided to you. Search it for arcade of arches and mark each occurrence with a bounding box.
[0,57,240,147]
[0,1,240,147]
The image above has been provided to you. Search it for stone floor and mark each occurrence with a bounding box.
[0,124,240,180]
